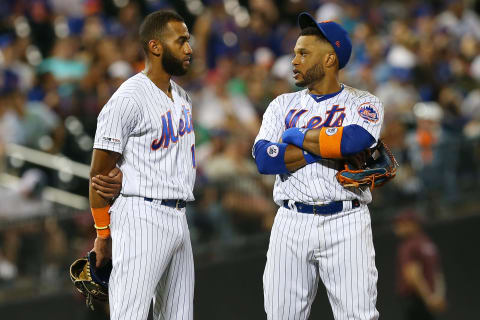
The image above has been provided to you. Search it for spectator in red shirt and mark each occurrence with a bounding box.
[394,209,447,320]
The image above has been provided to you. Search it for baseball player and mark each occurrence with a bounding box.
[89,10,195,320]
[253,13,384,319]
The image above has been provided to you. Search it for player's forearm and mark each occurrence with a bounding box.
[89,149,121,239]
[89,149,121,208]
[253,140,320,174]
[282,125,376,159]
[90,184,110,208]
[303,129,321,155]
[285,145,307,172]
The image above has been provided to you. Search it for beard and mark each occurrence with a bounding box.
[296,64,325,87]
[161,45,189,76]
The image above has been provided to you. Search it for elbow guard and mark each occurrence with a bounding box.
[253,140,289,174]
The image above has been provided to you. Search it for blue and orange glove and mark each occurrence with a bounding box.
[336,140,398,189]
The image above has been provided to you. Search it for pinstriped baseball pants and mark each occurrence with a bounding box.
[263,205,379,320]
[108,195,194,320]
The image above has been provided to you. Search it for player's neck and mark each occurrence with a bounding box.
[143,60,173,98]
[308,77,341,96]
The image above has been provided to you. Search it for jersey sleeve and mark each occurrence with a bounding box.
[351,95,384,142]
[93,95,139,154]
[253,98,284,150]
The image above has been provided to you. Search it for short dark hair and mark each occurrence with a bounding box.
[299,26,327,42]
[139,10,184,54]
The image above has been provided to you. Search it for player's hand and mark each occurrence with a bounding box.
[91,167,123,200]
[345,148,372,169]
[92,237,112,268]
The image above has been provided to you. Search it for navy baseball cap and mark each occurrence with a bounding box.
[298,12,352,69]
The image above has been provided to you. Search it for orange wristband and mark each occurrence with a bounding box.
[91,206,111,239]
[319,127,344,158]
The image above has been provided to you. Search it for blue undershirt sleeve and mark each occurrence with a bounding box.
[340,124,376,156]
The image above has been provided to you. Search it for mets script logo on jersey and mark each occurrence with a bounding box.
[357,103,379,123]
[151,106,193,150]
[285,104,345,129]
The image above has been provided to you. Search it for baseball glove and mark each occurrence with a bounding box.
[336,140,398,189]
[69,251,112,310]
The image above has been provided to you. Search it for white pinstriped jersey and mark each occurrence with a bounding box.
[93,72,196,201]
[254,84,384,205]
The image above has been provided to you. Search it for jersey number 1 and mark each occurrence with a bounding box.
[191,144,196,168]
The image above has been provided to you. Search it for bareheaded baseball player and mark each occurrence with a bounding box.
[89,10,196,320]
[253,12,384,319]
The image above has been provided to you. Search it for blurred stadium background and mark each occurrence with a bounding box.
[0,0,479,319]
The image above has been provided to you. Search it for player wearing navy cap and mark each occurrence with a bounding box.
[253,12,383,319]
[298,13,352,69]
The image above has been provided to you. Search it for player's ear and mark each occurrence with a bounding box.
[148,39,162,57]
[324,52,337,68]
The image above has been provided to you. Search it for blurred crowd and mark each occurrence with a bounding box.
[0,0,480,292]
